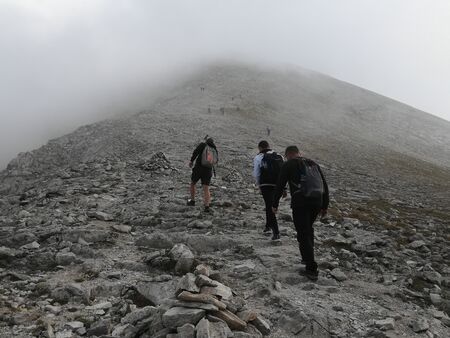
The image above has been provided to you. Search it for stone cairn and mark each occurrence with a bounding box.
[138,244,271,338]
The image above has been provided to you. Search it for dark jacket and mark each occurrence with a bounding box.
[190,141,218,169]
[273,157,329,209]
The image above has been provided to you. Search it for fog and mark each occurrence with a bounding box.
[1,0,450,168]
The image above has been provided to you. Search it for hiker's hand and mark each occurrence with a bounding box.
[320,209,328,217]
[189,161,193,168]
[272,207,278,214]
[282,190,288,198]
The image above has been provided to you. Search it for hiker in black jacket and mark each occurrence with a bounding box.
[272,145,329,281]
[187,137,218,212]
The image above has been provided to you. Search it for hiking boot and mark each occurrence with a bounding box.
[263,227,272,236]
[300,268,319,281]
[204,205,211,213]
[271,233,281,241]
[187,199,195,206]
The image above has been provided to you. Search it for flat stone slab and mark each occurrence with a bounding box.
[162,307,205,329]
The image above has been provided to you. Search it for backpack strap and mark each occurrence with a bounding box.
[290,158,305,192]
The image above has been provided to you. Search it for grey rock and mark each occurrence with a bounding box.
[55,330,73,338]
[136,280,176,306]
[251,315,271,335]
[112,323,137,337]
[330,268,347,282]
[177,323,195,338]
[150,328,173,338]
[422,269,442,285]
[162,307,205,329]
[194,264,211,277]
[234,261,256,274]
[51,283,90,304]
[18,210,32,218]
[44,304,62,314]
[86,301,113,310]
[430,293,442,305]
[169,244,195,274]
[374,318,395,331]
[64,321,84,330]
[86,320,111,337]
[20,240,40,249]
[174,301,219,311]
[408,240,426,249]
[411,318,429,332]
[176,273,200,294]
[112,224,132,233]
[89,211,113,221]
[279,310,309,335]
[210,321,233,337]
[196,318,211,338]
[196,274,218,287]
[441,316,450,327]
[121,306,157,325]
[55,252,78,266]
[324,235,353,247]
[136,233,174,249]
[201,281,233,300]
[196,318,232,338]
[0,246,17,259]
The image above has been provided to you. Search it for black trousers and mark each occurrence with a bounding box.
[292,205,321,272]
[260,186,279,235]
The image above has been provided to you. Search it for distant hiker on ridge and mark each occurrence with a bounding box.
[272,145,329,281]
[253,140,284,240]
[187,136,219,212]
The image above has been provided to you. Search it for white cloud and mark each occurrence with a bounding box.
[0,0,449,167]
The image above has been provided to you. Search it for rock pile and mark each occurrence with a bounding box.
[151,262,271,338]
[138,152,175,172]
[123,244,270,338]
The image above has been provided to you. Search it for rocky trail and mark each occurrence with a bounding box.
[1,135,449,337]
[1,64,449,337]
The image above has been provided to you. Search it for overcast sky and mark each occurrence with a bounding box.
[1,0,449,167]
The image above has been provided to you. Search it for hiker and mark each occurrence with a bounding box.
[267,127,271,136]
[253,141,284,240]
[187,137,219,212]
[272,145,329,280]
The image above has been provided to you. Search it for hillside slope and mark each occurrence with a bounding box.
[0,64,449,337]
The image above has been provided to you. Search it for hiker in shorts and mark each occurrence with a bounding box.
[272,145,329,281]
[253,141,284,240]
[187,137,218,212]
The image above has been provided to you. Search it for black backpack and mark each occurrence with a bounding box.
[260,152,284,185]
[291,158,324,199]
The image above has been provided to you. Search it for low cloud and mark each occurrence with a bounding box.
[1,0,449,168]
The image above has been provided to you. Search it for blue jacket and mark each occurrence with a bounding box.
[253,149,274,186]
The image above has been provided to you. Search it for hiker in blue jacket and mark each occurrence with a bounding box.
[253,140,284,240]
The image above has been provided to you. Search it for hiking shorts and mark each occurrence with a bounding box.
[191,166,213,186]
